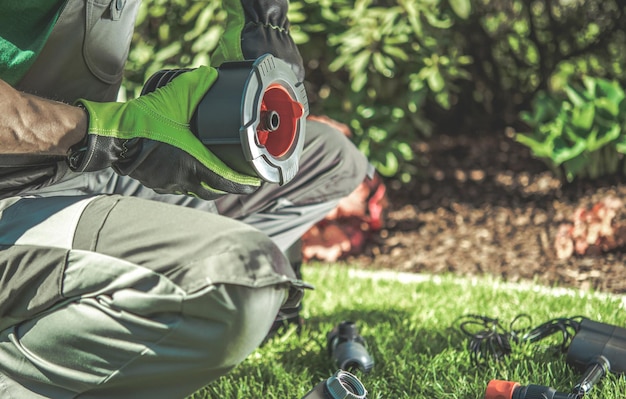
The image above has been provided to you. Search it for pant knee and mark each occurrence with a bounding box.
[205,284,286,366]
[291,119,371,204]
[314,120,369,189]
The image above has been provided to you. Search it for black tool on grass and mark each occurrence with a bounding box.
[327,321,374,374]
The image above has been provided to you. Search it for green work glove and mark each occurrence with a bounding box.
[67,66,261,199]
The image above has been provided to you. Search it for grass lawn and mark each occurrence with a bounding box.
[189,263,626,399]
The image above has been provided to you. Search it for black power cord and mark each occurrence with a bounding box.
[456,314,584,367]
[457,314,516,366]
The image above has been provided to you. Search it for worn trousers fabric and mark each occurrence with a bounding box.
[0,195,292,399]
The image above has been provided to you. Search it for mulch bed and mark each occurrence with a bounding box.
[338,133,626,295]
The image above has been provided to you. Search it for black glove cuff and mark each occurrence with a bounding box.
[67,132,142,173]
[241,0,290,28]
[239,0,305,81]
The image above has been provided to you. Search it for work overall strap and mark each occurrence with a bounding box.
[16,0,141,104]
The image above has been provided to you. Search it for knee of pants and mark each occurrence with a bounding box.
[303,121,371,198]
[199,284,286,367]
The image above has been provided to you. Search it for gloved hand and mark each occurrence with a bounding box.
[212,0,305,82]
[67,66,261,200]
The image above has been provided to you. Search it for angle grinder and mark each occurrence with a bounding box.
[141,53,308,185]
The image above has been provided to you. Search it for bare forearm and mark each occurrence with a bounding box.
[0,79,87,155]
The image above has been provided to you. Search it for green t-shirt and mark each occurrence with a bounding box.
[0,0,66,85]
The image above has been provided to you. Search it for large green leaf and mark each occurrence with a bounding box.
[426,68,445,92]
[522,92,559,125]
[551,136,587,165]
[376,151,399,177]
[594,97,620,118]
[582,75,598,98]
[570,102,595,131]
[514,133,554,159]
[564,83,589,108]
[372,52,394,76]
[595,77,625,105]
[449,0,471,19]
[586,124,621,152]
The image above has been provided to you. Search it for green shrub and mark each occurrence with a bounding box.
[296,0,626,181]
[516,76,626,182]
[454,0,626,130]
[291,0,472,181]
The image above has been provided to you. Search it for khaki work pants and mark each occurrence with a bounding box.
[0,194,292,398]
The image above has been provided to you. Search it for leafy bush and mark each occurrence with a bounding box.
[291,0,472,181]
[296,0,626,181]
[516,76,626,182]
[463,0,626,183]
[453,0,626,131]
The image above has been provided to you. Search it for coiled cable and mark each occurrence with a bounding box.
[457,314,584,366]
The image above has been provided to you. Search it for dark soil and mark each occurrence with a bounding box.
[348,131,626,295]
